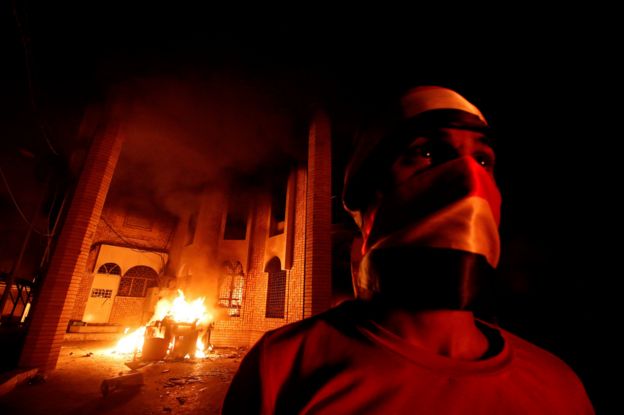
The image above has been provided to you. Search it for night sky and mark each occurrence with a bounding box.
[1,3,618,412]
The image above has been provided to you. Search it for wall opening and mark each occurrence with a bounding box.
[269,175,288,237]
[218,260,245,317]
[223,194,249,240]
[265,256,286,318]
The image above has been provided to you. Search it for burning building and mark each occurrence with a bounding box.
[1,76,335,371]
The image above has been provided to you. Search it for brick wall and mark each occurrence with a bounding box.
[212,192,271,347]
[69,202,175,323]
[211,160,318,347]
[209,113,332,348]
[286,167,307,324]
[108,296,145,327]
[94,205,176,251]
[59,111,332,351]
[304,111,332,318]
[19,113,125,371]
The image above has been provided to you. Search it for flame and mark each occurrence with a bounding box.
[195,337,207,358]
[114,326,146,354]
[153,290,213,325]
[113,290,212,358]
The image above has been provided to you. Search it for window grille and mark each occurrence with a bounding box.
[218,261,244,317]
[117,265,158,297]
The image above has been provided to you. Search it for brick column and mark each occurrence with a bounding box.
[19,116,125,371]
[303,110,332,318]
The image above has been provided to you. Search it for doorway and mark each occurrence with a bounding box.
[82,272,120,323]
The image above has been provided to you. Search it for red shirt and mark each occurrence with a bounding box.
[223,301,594,414]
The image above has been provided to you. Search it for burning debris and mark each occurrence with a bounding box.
[112,290,214,362]
[100,290,215,397]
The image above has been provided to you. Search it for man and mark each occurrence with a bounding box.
[222,86,594,414]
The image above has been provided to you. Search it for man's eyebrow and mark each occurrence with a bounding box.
[406,136,431,147]
[476,134,495,148]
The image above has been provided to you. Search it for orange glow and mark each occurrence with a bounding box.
[153,290,213,325]
[113,290,213,358]
[195,337,207,358]
[114,326,147,354]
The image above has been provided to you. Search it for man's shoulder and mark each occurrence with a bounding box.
[255,300,363,351]
[497,325,587,390]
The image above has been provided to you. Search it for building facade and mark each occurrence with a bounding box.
[15,101,332,369]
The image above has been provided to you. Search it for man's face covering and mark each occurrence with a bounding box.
[343,87,502,310]
[363,135,501,265]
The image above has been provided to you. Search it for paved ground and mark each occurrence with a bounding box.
[0,341,242,415]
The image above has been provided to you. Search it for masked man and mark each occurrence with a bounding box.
[222,86,594,414]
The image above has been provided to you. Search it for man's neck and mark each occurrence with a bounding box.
[377,308,490,361]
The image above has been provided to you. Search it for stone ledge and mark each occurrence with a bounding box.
[64,332,124,341]
[68,325,122,333]
[0,368,38,397]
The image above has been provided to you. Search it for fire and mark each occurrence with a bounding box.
[196,337,208,358]
[115,326,146,354]
[113,290,213,359]
[153,290,213,325]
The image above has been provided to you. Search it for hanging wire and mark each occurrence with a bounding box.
[0,164,51,237]
[11,0,60,156]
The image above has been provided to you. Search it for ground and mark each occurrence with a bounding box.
[0,341,242,415]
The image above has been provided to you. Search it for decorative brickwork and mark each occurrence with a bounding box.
[304,111,332,318]
[211,112,332,347]
[19,117,125,371]
[286,168,307,324]
[94,206,175,250]
[108,296,145,327]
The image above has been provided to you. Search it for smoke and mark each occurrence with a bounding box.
[107,71,306,218]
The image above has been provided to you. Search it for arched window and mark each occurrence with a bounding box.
[97,263,121,275]
[218,261,245,317]
[118,265,158,297]
[265,257,286,318]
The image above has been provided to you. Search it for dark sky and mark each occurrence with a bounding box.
[1,3,618,411]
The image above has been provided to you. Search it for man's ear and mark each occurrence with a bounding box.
[350,235,364,294]
[351,236,363,270]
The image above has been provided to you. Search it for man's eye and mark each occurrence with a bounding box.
[421,148,433,159]
[405,144,434,159]
[474,153,495,170]
[402,145,433,163]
